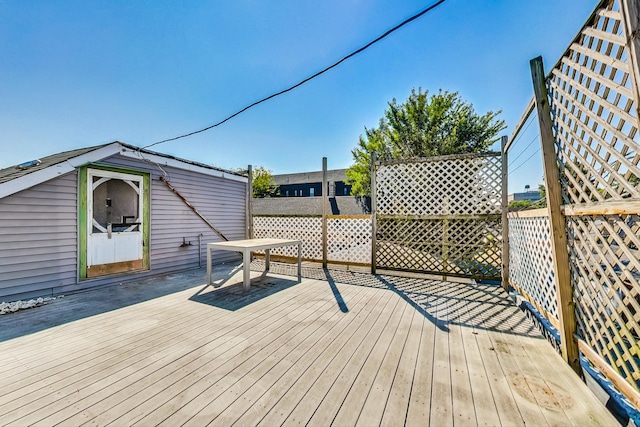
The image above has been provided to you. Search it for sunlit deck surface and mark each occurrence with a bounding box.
[0,261,617,426]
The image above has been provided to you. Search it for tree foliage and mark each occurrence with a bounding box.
[252,166,278,198]
[346,88,506,196]
[231,166,278,198]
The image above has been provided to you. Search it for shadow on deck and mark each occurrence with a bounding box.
[0,260,618,426]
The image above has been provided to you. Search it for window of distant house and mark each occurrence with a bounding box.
[310,188,315,197]
[299,189,303,196]
[344,187,348,195]
[286,190,289,197]
[294,190,297,196]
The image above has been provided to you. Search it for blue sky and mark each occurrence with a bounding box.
[0,0,597,192]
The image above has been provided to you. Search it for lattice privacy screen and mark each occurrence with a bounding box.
[376,154,502,216]
[253,216,322,259]
[327,216,371,264]
[548,1,640,205]
[508,213,559,323]
[252,215,371,265]
[375,154,502,280]
[546,0,640,392]
[569,214,640,390]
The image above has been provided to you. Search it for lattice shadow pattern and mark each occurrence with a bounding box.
[250,260,537,336]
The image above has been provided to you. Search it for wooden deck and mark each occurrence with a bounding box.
[0,261,617,426]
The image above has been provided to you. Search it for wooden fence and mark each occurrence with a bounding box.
[507,0,640,408]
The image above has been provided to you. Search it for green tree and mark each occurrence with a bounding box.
[252,166,278,198]
[530,183,547,208]
[231,166,278,198]
[508,199,532,210]
[346,88,506,196]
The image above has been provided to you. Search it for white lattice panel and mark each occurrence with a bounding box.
[375,153,502,280]
[508,215,559,321]
[548,0,640,205]
[253,216,322,259]
[376,154,502,216]
[253,215,372,265]
[327,217,371,264]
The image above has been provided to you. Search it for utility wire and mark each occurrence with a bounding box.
[509,147,541,174]
[508,112,537,148]
[508,133,540,167]
[144,0,447,149]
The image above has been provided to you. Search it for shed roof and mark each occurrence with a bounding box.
[0,141,246,199]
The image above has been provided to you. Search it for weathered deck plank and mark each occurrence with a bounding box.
[324,301,408,426]
[8,279,321,426]
[92,279,364,426]
[253,287,393,426]
[304,297,402,426]
[0,263,619,427]
[379,310,422,427]
[429,281,454,426]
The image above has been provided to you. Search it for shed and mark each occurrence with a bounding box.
[0,141,247,301]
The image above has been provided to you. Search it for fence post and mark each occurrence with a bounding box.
[370,152,377,275]
[501,135,510,292]
[322,157,328,269]
[530,56,581,375]
[620,0,640,126]
[247,165,253,240]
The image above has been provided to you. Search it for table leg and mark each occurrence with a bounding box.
[297,242,302,282]
[243,249,251,291]
[207,245,212,286]
[265,249,270,272]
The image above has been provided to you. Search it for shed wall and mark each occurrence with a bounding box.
[0,172,78,299]
[0,154,246,300]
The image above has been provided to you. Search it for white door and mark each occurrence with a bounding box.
[87,169,144,277]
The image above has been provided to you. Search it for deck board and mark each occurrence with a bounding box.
[255,287,392,427]
[429,281,454,426]
[356,304,415,426]
[305,296,401,427]
[0,262,619,426]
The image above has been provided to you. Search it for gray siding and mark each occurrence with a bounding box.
[0,154,247,300]
[0,173,78,300]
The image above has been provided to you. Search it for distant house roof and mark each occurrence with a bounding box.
[0,141,246,199]
[273,169,348,185]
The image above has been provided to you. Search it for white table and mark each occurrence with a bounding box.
[206,238,302,290]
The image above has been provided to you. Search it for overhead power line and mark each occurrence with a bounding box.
[508,112,537,148]
[508,133,540,167]
[144,0,447,149]
[509,147,541,174]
